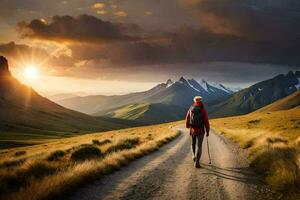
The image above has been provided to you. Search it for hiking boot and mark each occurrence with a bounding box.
[195,162,201,168]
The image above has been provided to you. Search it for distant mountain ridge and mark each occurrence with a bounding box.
[57,69,300,122]
[57,77,234,115]
[208,71,300,118]
[48,92,87,101]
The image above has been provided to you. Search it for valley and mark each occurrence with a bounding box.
[0,55,299,199]
[1,1,300,199]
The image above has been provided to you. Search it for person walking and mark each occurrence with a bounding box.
[185,96,210,168]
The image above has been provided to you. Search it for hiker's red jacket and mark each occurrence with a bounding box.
[185,102,210,136]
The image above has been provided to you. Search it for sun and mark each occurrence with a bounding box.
[24,65,38,79]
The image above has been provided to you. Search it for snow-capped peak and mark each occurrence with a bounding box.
[163,77,236,96]
[199,79,209,92]
[186,79,200,92]
[209,82,234,94]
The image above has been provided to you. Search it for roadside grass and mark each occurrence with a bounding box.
[0,122,181,200]
[47,150,65,161]
[92,139,111,146]
[211,108,300,198]
[70,146,103,161]
[105,137,140,153]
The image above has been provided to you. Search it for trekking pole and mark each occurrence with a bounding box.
[206,136,212,164]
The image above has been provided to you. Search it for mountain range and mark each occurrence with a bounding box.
[57,77,235,116]
[58,71,300,122]
[208,71,300,117]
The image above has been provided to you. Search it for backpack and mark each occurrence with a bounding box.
[189,105,204,129]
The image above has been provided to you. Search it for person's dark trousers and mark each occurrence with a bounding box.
[191,134,205,163]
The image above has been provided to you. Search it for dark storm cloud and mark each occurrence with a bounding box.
[0,0,298,92]
[1,0,298,85]
[17,7,300,66]
[181,0,300,65]
[184,0,300,41]
[66,26,300,66]
[18,15,140,43]
[123,0,300,65]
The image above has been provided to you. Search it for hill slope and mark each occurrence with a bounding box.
[208,71,300,118]
[211,100,300,196]
[0,56,133,142]
[0,122,180,199]
[256,90,300,112]
[105,103,186,124]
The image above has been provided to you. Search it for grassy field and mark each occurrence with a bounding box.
[0,122,181,200]
[211,107,300,198]
[104,102,186,124]
[0,116,145,149]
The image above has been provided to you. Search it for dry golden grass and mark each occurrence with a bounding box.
[0,122,181,200]
[211,108,300,197]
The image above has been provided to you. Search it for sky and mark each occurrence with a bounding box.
[0,0,299,96]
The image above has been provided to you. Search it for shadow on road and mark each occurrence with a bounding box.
[201,163,263,185]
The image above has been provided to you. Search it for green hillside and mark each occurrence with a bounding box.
[0,56,135,147]
[256,90,300,112]
[0,85,136,148]
[105,103,186,124]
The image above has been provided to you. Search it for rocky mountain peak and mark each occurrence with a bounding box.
[0,56,10,77]
[286,71,296,78]
[178,76,188,84]
[166,79,173,85]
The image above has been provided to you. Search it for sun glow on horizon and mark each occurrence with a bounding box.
[24,65,39,79]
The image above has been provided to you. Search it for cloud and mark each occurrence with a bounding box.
[16,12,300,74]
[145,11,153,16]
[0,41,49,61]
[114,11,128,17]
[96,10,107,15]
[93,2,105,9]
[110,4,118,9]
[0,42,76,75]
[92,2,107,16]
[1,1,298,87]
[18,15,139,43]
[2,39,296,85]
[183,0,300,42]
[64,26,286,66]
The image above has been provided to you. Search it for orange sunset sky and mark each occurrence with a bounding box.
[0,0,299,96]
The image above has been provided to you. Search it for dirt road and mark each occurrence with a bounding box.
[67,126,279,200]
